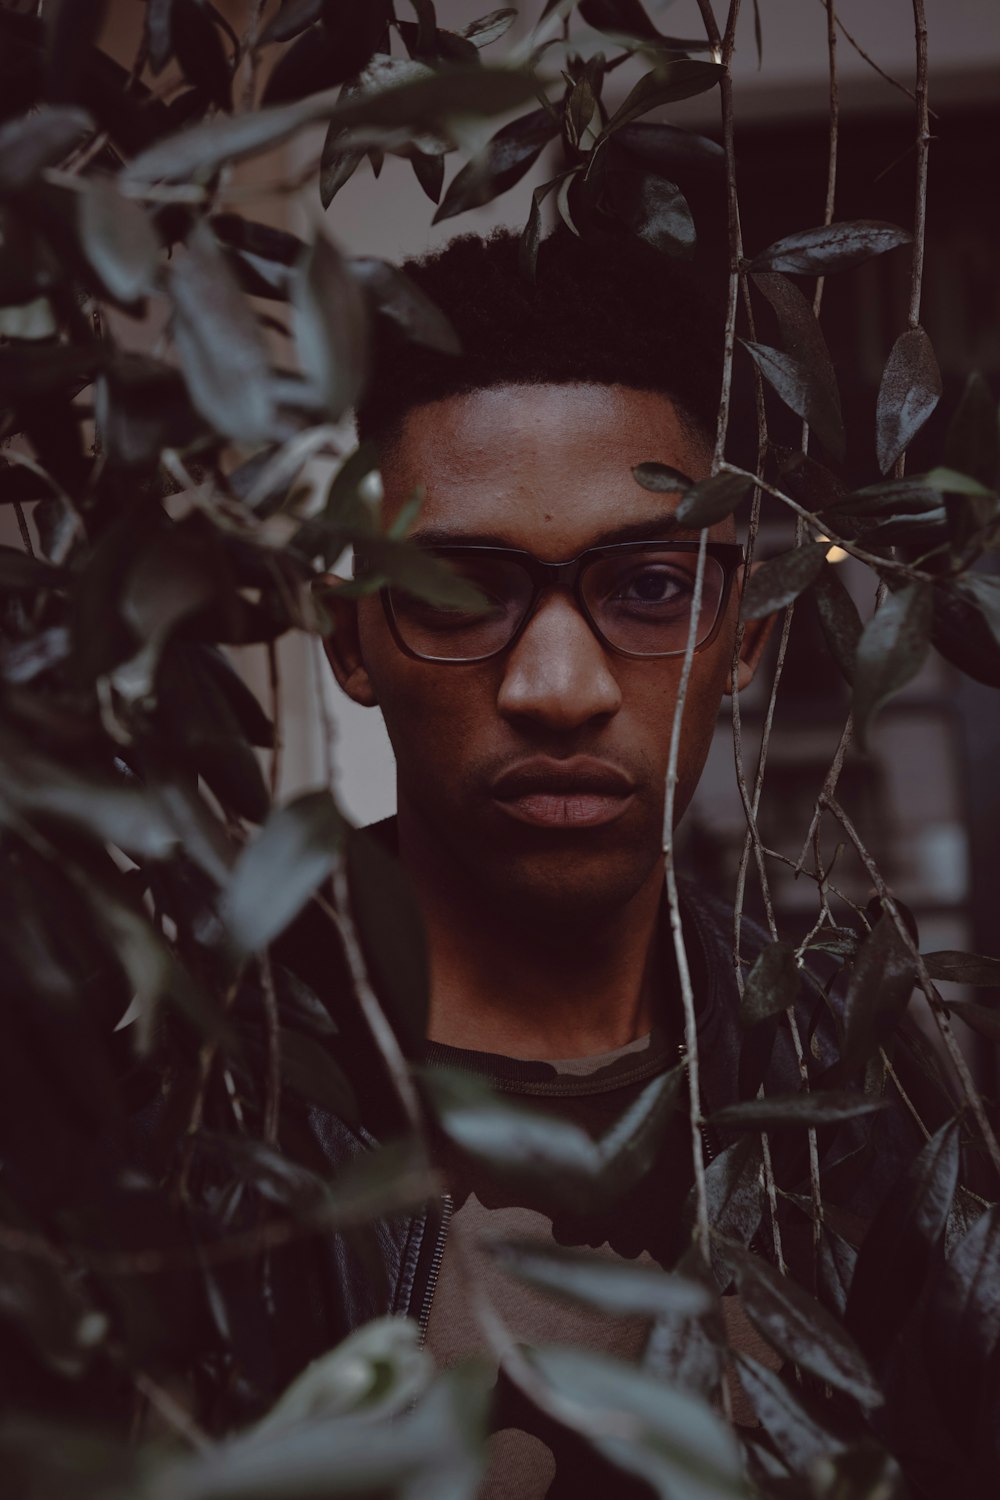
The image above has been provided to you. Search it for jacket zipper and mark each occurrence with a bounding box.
[416,1192,453,1348]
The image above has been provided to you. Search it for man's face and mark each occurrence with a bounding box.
[334,383,752,920]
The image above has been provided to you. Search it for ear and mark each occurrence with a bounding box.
[316,576,379,708]
[725,563,776,695]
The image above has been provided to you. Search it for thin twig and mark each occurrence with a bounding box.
[879,1046,932,1143]
[266,639,282,799]
[822,1,935,112]
[133,1369,210,1452]
[794,714,853,874]
[812,0,839,319]
[908,0,930,328]
[13,500,34,557]
[259,952,281,1144]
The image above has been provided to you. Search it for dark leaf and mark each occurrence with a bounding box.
[701,1137,765,1256]
[711,1091,889,1130]
[924,1204,1000,1443]
[45,0,108,105]
[603,167,695,258]
[529,1346,748,1500]
[944,1001,1000,1043]
[775,446,849,514]
[223,790,343,958]
[260,0,324,45]
[291,232,369,419]
[579,0,662,42]
[409,148,444,203]
[614,120,724,174]
[78,178,160,304]
[740,940,800,1026]
[852,581,933,751]
[97,357,204,468]
[170,222,275,442]
[922,464,995,497]
[643,1247,726,1396]
[875,326,941,475]
[923,949,1000,987]
[810,562,862,684]
[461,9,518,48]
[434,107,556,222]
[842,915,916,1073]
[346,823,429,1057]
[519,174,564,281]
[722,1245,882,1408]
[0,104,92,191]
[931,581,1000,688]
[490,1240,712,1318]
[276,1029,359,1118]
[602,61,724,133]
[262,27,342,107]
[172,0,232,111]
[147,0,175,73]
[319,122,364,207]
[741,339,844,459]
[733,1353,848,1468]
[351,532,490,610]
[676,471,751,527]
[631,462,690,495]
[836,477,944,517]
[955,572,1000,652]
[740,541,829,620]
[944,371,999,489]
[748,220,912,276]
[752,270,843,451]
[845,1118,961,1363]
[351,257,459,354]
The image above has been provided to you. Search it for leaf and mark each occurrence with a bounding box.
[291,233,369,420]
[676,472,752,528]
[749,220,912,276]
[733,1353,847,1468]
[276,1029,359,1117]
[700,1137,765,1266]
[944,1001,1000,1043]
[924,1204,1000,1441]
[614,121,725,174]
[519,173,564,281]
[632,462,691,495]
[845,1118,961,1363]
[921,464,995,497]
[751,270,843,454]
[461,8,518,47]
[930,579,1000,688]
[252,1317,433,1436]
[538,1347,749,1500]
[740,940,800,1025]
[944,371,999,489]
[125,65,540,183]
[346,823,429,1057]
[875,326,941,474]
[603,168,695,258]
[579,0,662,42]
[0,296,57,340]
[0,105,92,190]
[409,147,444,203]
[171,0,232,112]
[223,790,343,958]
[434,107,557,222]
[852,581,933,751]
[319,121,364,207]
[643,1247,726,1396]
[922,949,1000,987]
[424,1064,682,1216]
[842,914,917,1072]
[810,562,862,684]
[740,542,829,620]
[352,532,490,610]
[350,257,459,354]
[741,340,844,459]
[954,572,1000,651]
[169,221,275,443]
[260,0,324,46]
[602,61,725,134]
[710,1091,889,1131]
[489,1240,712,1318]
[836,477,944,516]
[722,1245,883,1408]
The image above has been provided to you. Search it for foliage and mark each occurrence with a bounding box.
[0,2,998,1498]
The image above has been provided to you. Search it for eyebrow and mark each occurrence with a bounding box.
[406,514,684,550]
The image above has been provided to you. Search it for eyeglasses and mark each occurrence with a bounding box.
[377,540,745,664]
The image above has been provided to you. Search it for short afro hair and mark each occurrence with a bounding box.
[356,226,725,454]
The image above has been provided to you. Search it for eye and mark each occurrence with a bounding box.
[614,565,690,606]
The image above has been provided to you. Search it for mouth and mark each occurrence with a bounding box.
[490,757,636,830]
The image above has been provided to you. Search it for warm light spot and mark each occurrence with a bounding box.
[817,535,849,564]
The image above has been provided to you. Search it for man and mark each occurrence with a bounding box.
[295,228,922,1495]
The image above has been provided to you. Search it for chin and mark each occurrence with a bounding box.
[471,840,663,928]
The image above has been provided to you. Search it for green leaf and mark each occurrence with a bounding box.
[721,1245,883,1408]
[752,271,843,453]
[78,178,160,304]
[748,219,912,276]
[434,107,557,222]
[842,914,916,1071]
[741,340,844,459]
[223,790,343,958]
[603,168,695,258]
[602,61,724,133]
[674,471,752,527]
[875,326,942,475]
[632,462,691,495]
[710,1091,889,1130]
[740,542,829,620]
[846,1119,960,1363]
[528,1347,749,1500]
[921,464,995,497]
[0,106,92,191]
[489,1240,712,1318]
[351,257,460,354]
[852,581,933,750]
[944,371,999,489]
[810,562,862,684]
[740,940,800,1025]
[733,1353,847,1468]
[170,222,275,443]
[352,533,490,610]
[292,233,369,420]
[837,478,944,516]
[923,949,1000,986]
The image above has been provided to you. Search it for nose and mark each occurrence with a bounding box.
[496,592,623,731]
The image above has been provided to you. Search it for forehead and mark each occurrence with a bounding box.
[380,383,716,555]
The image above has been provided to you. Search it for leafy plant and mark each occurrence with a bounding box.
[1,2,998,1498]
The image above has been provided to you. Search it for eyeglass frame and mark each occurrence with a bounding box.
[375,539,746,665]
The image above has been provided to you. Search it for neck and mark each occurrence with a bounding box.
[397,809,666,1061]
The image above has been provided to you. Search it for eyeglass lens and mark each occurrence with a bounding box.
[387,548,728,661]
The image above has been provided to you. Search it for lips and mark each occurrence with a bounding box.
[491,757,636,829]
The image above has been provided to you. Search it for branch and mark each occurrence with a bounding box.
[909,0,930,328]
